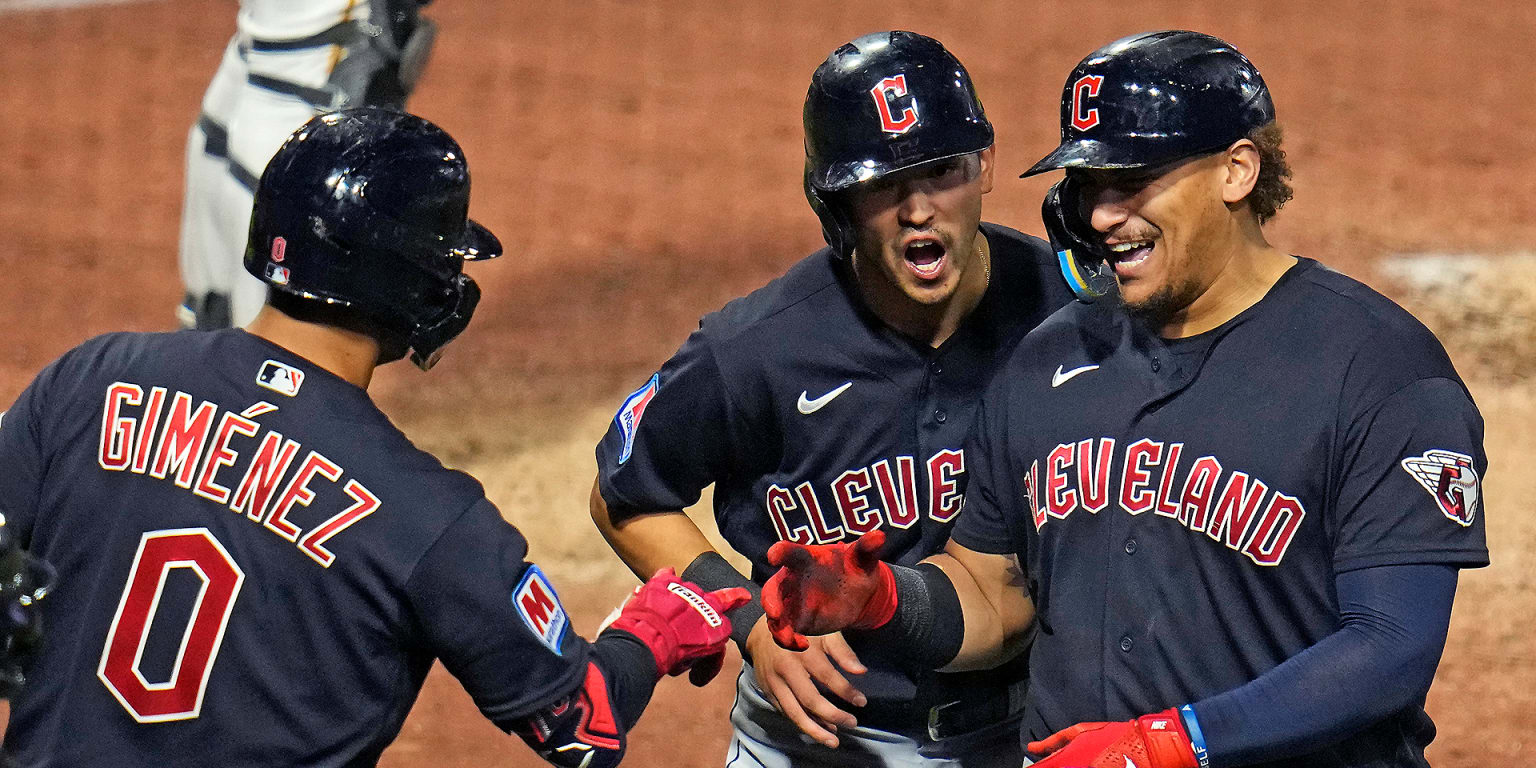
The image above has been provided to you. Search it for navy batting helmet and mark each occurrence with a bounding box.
[803,31,993,256]
[244,107,501,370]
[1023,30,1274,177]
[1025,31,1274,302]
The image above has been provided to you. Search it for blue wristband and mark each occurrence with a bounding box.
[1179,704,1211,768]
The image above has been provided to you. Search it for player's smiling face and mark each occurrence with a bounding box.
[845,148,993,309]
[1074,150,1237,320]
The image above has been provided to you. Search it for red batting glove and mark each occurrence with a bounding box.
[1028,708,1199,768]
[759,530,896,651]
[602,568,752,686]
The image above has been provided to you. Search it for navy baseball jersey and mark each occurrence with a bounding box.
[0,329,591,767]
[954,258,1489,767]
[596,222,1072,708]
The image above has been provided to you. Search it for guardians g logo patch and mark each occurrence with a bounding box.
[1400,449,1480,527]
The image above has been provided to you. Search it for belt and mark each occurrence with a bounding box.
[857,680,1025,742]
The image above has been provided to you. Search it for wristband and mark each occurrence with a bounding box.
[680,551,763,659]
[851,562,964,671]
[1179,704,1211,768]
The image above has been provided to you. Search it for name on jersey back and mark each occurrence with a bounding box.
[95,381,379,567]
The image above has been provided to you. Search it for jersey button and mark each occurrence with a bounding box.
[1124,538,1138,554]
[1120,635,1134,652]
[1151,357,1162,372]
[934,409,948,424]
[930,361,943,375]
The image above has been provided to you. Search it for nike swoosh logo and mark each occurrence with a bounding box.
[797,381,853,414]
[1051,364,1100,388]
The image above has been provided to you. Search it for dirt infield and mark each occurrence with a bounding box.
[0,1,1532,765]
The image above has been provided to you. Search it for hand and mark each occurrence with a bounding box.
[761,531,895,651]
[1028,708,1199,768]
[745,617,868,748]
[601,568,752,685]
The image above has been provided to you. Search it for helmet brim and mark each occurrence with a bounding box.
[457,219,502,261]
[1021,138,1153,178]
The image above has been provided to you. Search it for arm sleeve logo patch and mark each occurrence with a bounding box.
[514,565,570,656]
[613,374,659,465]
[1400,449,1481,527]
[256,360,305,397]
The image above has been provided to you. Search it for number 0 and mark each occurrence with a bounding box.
[97,528,245,722]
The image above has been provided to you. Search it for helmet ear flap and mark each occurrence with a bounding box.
[804,170,855,258]
[1043,176,1116,303]
[407,273,480,370]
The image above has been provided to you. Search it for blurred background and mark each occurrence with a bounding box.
[0,0,1531,764]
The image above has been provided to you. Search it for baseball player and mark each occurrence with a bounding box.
[761,31,1489,768]
[0,108,749,767]
[178,0,437,330]
[590,31,1073,767]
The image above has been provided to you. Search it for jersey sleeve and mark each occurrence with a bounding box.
[0,342,93,544]
[0,380,46,542]
[594,327,736,521]
[950,374,1028,556]
[405,498,592,729]
[1332,377,1489,572]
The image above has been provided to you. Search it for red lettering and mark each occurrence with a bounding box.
[130,387,167,474]
[872,457,920,529]
[1071,74,1105,131]
[229,432,301,522]
[833,468,881,536]
[927,450,965,523]
[870,74,919,134]
[519,580,558,633]
[765,485,813,544]
[265,451,342,541]
[98,382,142,472]
[1028,460,1045,531]
[1243,492,1306,566]
[1153,443,1185,519]
[797,482,844,544]
[150,392,218,488]
[193,413,260,505]
[1118,439,1162,515]
[1077,438,1114,513]
[1179,456,1223,531]
[1046,442,1076,519]
[1206,471,1269,551]
[297,480,379,567]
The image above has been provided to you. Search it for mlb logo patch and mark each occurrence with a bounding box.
[1400,449,1481,527]
[265,263,291,285]
[614,374,659,464]
[514,565,569,656]
[256,360,305,397]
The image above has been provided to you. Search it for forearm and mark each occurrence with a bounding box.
[929,550,1034,671]
[1190,564,1457,765]
[588,478,714,578]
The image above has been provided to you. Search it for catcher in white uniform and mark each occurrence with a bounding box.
[177,0,437,329]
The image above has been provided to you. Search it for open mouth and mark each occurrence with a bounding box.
[904,241,947,280]
[1109,239,1154,275]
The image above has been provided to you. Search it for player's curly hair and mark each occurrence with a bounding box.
[1247,121,1293,223]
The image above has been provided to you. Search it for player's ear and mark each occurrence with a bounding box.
[1220,139,1260,205]
[977,146,996,195]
